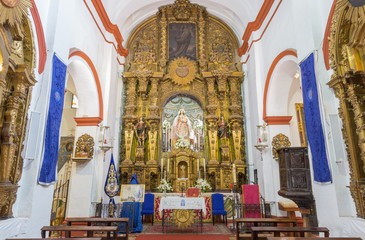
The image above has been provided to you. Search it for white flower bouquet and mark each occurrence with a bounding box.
[157,179,173,193]
[195,178,212,193]
[174,138,191,149]
[162,120,171,129]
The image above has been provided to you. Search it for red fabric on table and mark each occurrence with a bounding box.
[187,188,200,197]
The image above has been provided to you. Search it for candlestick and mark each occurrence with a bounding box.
[203,158,206,178]
[167,158,170,180]
[161,158,164,179]
[233,164,237,183]
[197,158,200,178]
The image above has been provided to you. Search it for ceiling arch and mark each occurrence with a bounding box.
[101,0,264,47]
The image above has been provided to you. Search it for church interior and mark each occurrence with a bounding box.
[0,0,365,239]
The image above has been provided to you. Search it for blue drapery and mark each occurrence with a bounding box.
[119,174,143,233]
[39,54,67,184]
[300,53,331,183]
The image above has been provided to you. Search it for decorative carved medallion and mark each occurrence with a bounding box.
[272,133,291,160]
[0,0,32,26]
[169,57,196,85]
[172,0,192,20]
[173,209,195,229]
[74,134,95,159]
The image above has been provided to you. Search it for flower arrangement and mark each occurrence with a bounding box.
[195,178,212,193]
[174,138,190,149]
[162,120,171,129]
[157,179,173,193]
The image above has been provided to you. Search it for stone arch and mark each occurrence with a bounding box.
[68,50,103,126]
[263,49,298,125]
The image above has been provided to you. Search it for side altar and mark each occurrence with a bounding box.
[119,0,247,191]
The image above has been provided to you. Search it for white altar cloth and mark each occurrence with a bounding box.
[159,196,206,214]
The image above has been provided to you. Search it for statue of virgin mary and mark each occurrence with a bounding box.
[171,109,195,149]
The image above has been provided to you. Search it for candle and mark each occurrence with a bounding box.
[197,158,200,178]
[231,183,233,189]
[203,158,206,175]
[167,158,170,175]
[233,164,237,183]
[161,158,164,179]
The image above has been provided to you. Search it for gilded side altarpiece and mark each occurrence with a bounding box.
[119,0,246,192]
[328,0,365,218]
[0,0,36,218]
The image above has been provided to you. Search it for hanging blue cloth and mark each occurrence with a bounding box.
[300,53,331,183]
[119,174,143,233]
[39,54,67,184]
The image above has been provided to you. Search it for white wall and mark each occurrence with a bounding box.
[243,0,362,237]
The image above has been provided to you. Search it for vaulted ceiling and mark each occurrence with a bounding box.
[86,0,276,58]
[102,0,265,42]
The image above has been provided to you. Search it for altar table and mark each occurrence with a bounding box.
[159,196,206,232]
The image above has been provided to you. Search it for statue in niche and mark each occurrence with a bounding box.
[134,116,147,146]
[169,23,196,61]
[171,109,195,149]
[75,144,89,158]
[217,115,230,145]
[178,162,188,179]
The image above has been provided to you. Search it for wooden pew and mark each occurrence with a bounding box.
[251,226,330,240]
[235,218,297,240]
[41,225,118,239]
[7,238,101,240]
[66,217,129,240]
[266,237,362,240]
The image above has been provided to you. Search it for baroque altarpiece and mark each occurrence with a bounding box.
[119,0,246,191]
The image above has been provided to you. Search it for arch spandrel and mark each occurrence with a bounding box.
[120,0,246,192]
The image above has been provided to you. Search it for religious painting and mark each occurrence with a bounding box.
[57,136,74,172]
[169,23,196,61]
[119,184,145,202]
[163,95,203,151]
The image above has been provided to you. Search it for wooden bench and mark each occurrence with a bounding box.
[251,226,329,240]
[41,225,118,239]
[66,217,129,239]
[7,238,101,240]
[235,218,297,240]
[266,238,362,240]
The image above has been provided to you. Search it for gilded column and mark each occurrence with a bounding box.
[122,75,138,164]
[147,74,162,165]
[345,71,365,172]
[0,68,34,219]
[198,7,207,71]
[159,11,168,72]
[228,74,244,164]
[203,74,219,165]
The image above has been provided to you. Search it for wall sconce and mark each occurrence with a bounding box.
[99,124,112,159]
[254,123,268,158]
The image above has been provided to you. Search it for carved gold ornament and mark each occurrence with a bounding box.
[272,133,291,160]
[173,209,195,229]
[74,134,95,159]
[0,0,32,26]
[169,57,196,85]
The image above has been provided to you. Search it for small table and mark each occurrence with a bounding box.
[159,196,206,233]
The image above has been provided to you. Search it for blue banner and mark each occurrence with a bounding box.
[39,54,67,184]
[300,53,331,182]
[104,154,120,197]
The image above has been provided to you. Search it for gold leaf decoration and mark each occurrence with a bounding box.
[272,133,291,160]
[173,209,195,229]
[0,0,32,26]
[169,57,196,85]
